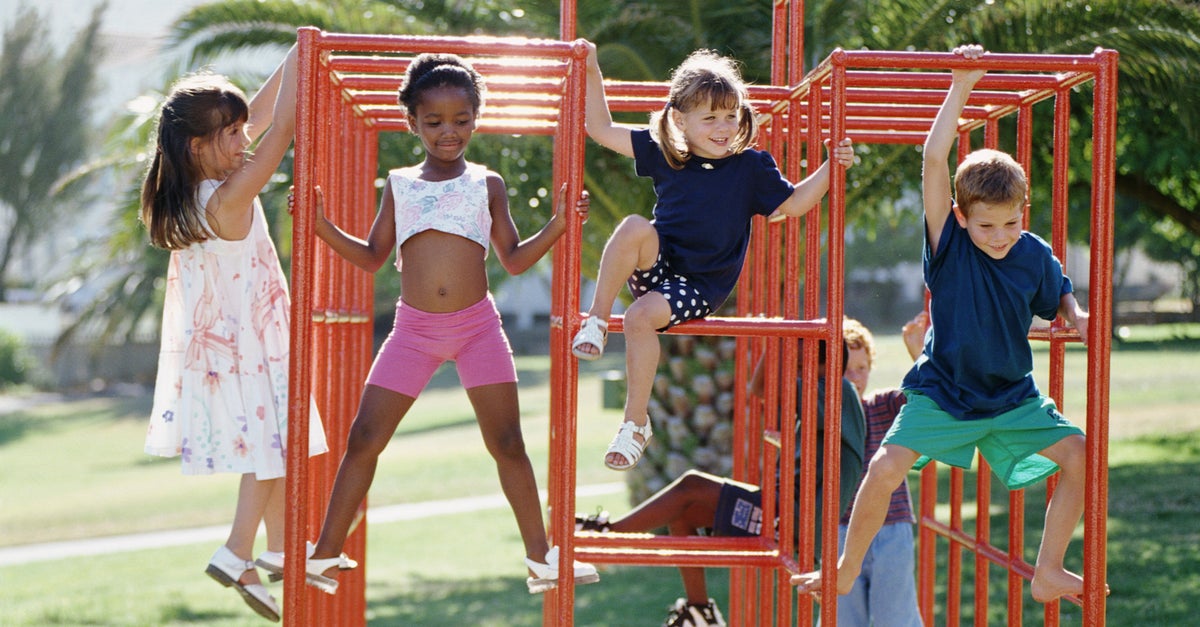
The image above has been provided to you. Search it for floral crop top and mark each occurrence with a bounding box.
[390,162,492,270]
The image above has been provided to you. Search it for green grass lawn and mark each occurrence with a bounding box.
[1,328,1198,625]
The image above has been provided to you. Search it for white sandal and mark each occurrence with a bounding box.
[604,419,653,470]
[205,545,280,622]
[304,541,345,595]
[256,549,358,583]
[571,316,608,361]
[525,545,600,594]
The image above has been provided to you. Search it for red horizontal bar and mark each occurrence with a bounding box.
[602,314,831,338]
[347,92,564,108]
[1027,326,1084,342]
[338,76,562,93]
[838,49,1104,73]
[315,31,574,58]
[846,70,1081,92]
[369,119,559,135]
[327,55,569,78]
[843,131,928,144]
[919,515,1086,607]
[600,81,792,102]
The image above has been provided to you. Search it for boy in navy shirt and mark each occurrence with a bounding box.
[794,45,1097,604]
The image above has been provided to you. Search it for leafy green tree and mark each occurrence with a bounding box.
[0,3,104,301]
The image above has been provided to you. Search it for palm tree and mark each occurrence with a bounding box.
[0,4,104,302]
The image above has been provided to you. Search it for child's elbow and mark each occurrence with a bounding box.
[500,259,531,276]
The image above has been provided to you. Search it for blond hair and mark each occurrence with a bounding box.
[842,317,876,369]
[649,49,757,170]
[953,148,1027,216]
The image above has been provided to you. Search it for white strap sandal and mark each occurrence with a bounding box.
[304,541,344,595]
[205,545,281,622]
[524,545,601,594]
[571,316,608,361]
[256,549,358,583]
[604,419,653,470]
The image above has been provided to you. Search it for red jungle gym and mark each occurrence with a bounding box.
[283,1,1116,624]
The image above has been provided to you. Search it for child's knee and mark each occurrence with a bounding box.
[624,295,670,334]
[677,470,712,492]
[345,417,392,457]
[486,424,528,460]
[867,447,916,484]
[616,214,653,236]
[1052,434,1087,474]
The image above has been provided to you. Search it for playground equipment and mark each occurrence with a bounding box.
[283,6,1115,626]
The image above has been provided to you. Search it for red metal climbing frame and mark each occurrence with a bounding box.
[283,5,1116,626]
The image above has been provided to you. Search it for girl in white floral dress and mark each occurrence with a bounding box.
[140,43,327,622]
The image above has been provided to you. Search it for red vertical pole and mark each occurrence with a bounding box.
[1082,48,1118,627]
[559,0,575,40]
[792,73,825,627]
[770,0,786,86]
[975,457,993,626]
[819,50,849,627]
[544,38,589,626]
[788,0,805,84]
[1008,101,1036,626]
[285,26,319,627]
[972,119,1001,627]
[917,463,938,624]
[947,467,963,625]
[1038,86,1074,627]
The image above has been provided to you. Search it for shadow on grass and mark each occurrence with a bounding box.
[0,395,150,446]
[367,566,723,626]
[153,602,238,625]
[0,413,34,447]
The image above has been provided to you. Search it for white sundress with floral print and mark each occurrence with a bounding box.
[145,179,327,478]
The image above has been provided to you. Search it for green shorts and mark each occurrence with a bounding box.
[882,391,1083,490]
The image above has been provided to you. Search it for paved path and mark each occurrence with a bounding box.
[0,482,625,567]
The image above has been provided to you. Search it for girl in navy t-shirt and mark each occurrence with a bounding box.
[572,41,855,471]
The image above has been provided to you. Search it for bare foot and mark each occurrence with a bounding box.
[1031,567,1086,603]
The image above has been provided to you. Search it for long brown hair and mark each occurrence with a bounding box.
[140,74,248,250]
[650,49,757,170]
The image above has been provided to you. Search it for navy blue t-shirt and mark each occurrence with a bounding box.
[631,129,794,309]
[902,211,1072,420]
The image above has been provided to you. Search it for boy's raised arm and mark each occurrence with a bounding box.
[923,45,985,252]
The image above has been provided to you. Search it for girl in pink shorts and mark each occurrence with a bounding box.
[366,294,516,397]
[305,53,597,596]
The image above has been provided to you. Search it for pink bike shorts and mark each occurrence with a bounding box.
[365,293,517,398]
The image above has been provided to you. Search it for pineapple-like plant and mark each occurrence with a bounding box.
[626,334,740,504]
